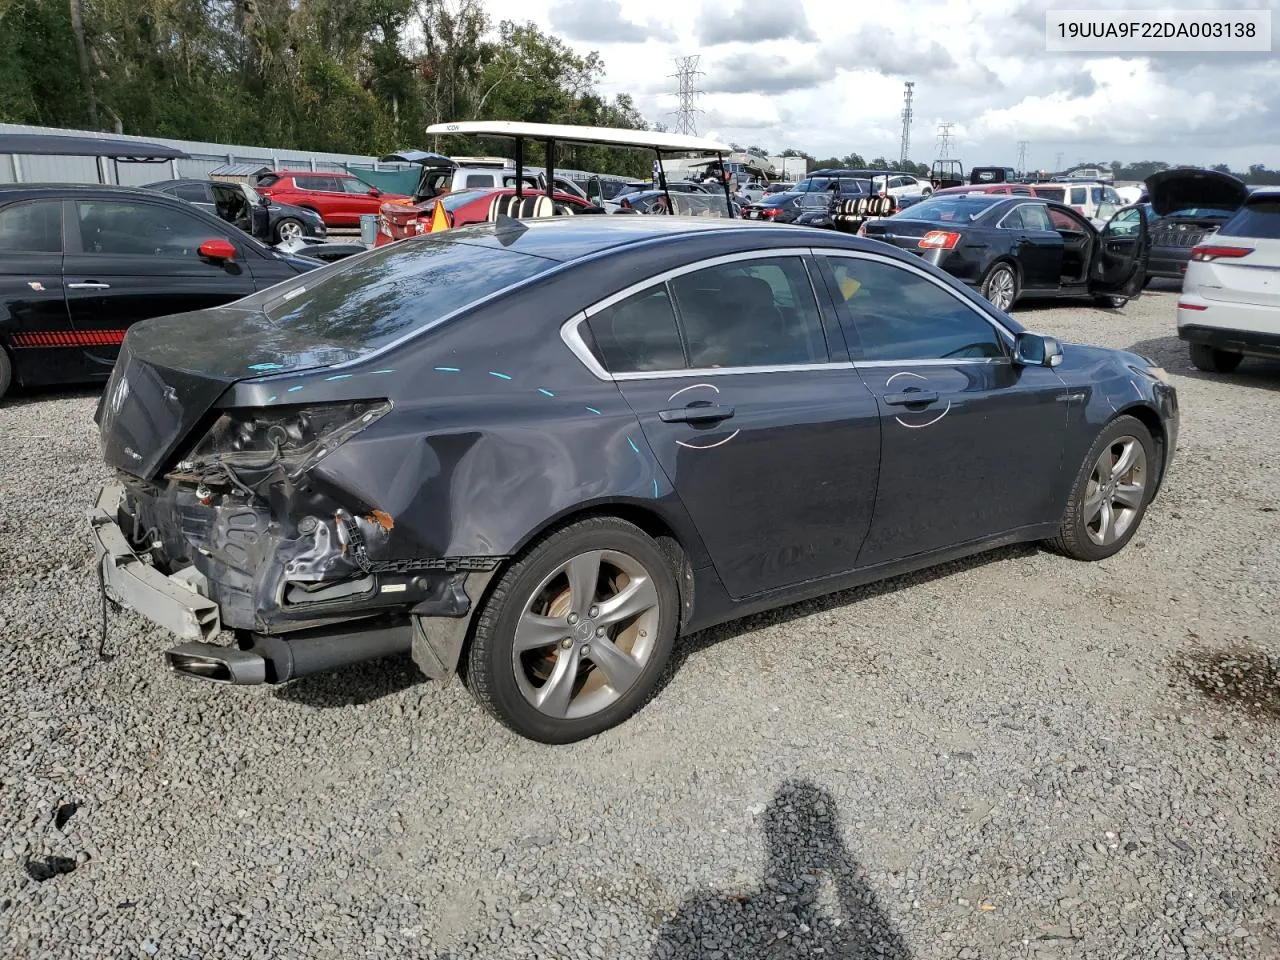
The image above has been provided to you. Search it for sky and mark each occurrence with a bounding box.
[477,0,1280,171]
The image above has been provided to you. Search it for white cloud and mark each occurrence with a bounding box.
[478,0,1280,168]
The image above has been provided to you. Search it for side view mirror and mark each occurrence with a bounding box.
[367,188,381,197]
[1013,331,1063,367]
[198,239,237,262]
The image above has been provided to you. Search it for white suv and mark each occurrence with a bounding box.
[1178,189,1280,373]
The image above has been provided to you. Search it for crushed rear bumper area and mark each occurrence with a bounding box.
[88,482,496,685]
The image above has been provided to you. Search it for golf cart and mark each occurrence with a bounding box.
[930,159,965,190]
[416,121,737,226]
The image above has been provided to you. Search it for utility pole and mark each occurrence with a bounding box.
[1016,140,1029,176]
[669,56,704,137]
[935,122,955,160]
[899,81,914,164]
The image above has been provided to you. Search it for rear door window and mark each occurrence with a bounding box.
[172,182,210,203]
[669,257,828,368]
[0,199,63,253]
[1020,204,1055,231]
[1218,200,1280,239]
[465,174,496,188]
[1070,187,1087,205]
[585,287,686,373]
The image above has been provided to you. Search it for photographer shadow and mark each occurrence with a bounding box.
[651,778,911,959]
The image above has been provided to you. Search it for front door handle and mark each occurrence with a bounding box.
[882,390,939,406]
[67,281,111,290]
[659,404,735,424]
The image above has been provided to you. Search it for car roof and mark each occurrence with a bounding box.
[0,183,190,199]
[268,169,356,177]
[412,216,887,265]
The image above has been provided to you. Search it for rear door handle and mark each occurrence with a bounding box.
[659,404,735,423]
[882,390,939,406]
[67,282,111,290]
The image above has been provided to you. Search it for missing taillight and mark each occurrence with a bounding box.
[919,231,961,250]
[174,401,392,486]
[1190,244,1254,262]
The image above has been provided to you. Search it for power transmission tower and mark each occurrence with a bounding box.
[1055,151,1064,172]
[1016,140,1029,175]
[899,81,914,164]
[669,56,704,136]
[935,122,954,160]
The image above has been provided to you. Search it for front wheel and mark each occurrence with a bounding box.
[464,517,679,743]
[981,262,1019,312]
[1188,342,1242,373]
[1046,415,1157,561]
[274,218,305,243]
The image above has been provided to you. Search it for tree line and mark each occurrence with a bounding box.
[0,0,651,176]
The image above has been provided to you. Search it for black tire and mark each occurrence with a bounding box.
[980,262,1019,312]
[273,217,305,243]
[1045,414,1157,562]
[1188,342,1242,374]
[1093,294,1127,309]
[464,516,680,743]
[0,348,11,401]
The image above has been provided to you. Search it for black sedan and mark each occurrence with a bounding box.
[741,191,835,224]
[146,178,327,244]
[860,194,1150,311]
[90,218,1178,743]
[0,184,320,400]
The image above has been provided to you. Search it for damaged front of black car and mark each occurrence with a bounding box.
[88,233,568,688]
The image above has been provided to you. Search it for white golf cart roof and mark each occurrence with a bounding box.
[425,121,732,154]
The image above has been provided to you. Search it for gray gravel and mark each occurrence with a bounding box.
[2,281,1278,959]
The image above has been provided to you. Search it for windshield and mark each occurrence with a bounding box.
[437,190,488,212]
[236,234,558,352]
[893,196,1002,222]
[1145,202,1233,219]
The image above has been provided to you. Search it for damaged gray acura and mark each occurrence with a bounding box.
[90,217,1178,743]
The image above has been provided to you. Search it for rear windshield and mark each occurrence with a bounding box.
[1032,186,1065,201]
[256,174,281,188]
[1218,199,1280,239]
[236,235,556,350]
[893,196,1001,223]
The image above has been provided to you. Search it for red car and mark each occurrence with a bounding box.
[255,170,410,227]
[375,188,596,245]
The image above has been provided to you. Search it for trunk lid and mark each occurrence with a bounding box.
[1195,239,1280,308]
[1145,169,1248,218]
[97,305,368,480]
[860,218,936,253]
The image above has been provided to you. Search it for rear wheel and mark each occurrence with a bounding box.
[1188,342,1242,373]
[0,348,11,401]
[981,262,1019,312]
[1046,415,1156,561]
[1094,294,1127,309]
[464,517,679,743]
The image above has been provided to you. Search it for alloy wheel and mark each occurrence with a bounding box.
[1084,436,1147,546]
[987,268,1015,311]
[277,220,304,241]
[511,549,662,720]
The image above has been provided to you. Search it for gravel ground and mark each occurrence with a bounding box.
[2,282,1278,959]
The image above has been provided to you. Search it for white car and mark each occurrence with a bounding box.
[867,173,933,202]
[1178,188,1280,373]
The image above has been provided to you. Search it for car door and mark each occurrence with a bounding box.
[211,182,254,234]
[0,197,82,387]
[166,181,216,217]
[577,250,882,599]
[340,176,383,217]
[817,251,1070,566]
[1088,206,1150,300]
[63,197,258,375]
[292,175,346,224]
[998,202,1064,290]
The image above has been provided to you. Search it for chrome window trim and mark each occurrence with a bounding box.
[560,246,836,381]
[812,247,1017,348]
